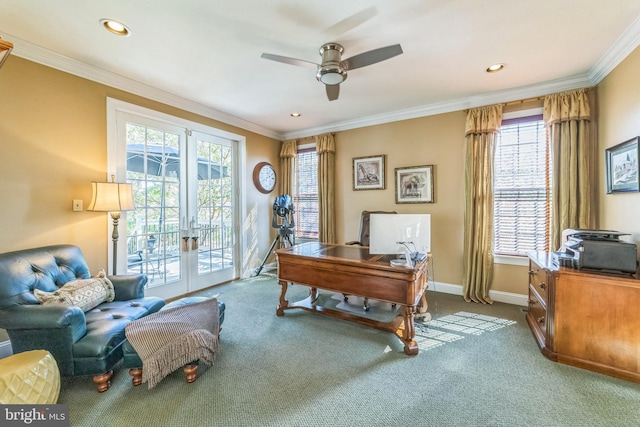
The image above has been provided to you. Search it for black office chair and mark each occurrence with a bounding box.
[345,210,397,311]
[345,210,397,246]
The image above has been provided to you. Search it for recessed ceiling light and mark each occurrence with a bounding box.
[100,19,131,37]
[486,63,505,73]
[290,113,301,118]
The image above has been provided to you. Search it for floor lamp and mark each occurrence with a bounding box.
[88,176,135,275]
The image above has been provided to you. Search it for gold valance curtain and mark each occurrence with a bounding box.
[462,104,503,304]
[279,139,297,197]
[543,89,594,249]
[316,133,336,243]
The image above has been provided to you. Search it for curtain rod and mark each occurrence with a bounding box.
[503,96,543,106]
[503,87,594,107]
[287,132,335,143]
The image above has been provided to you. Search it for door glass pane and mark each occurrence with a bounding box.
[125,122,183,287]
[196,137,234,274]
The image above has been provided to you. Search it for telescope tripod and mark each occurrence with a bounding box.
[253,224,294,276]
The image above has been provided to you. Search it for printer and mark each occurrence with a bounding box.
[554,229,638,274]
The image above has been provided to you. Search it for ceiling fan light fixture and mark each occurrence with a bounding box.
[317,66,347,85]
[317,43,347,85]
[100,19,131,37]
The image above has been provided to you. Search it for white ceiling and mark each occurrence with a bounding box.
[2,0,640,140]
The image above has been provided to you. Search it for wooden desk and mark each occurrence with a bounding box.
[527,251,640,383]
[275,242,428,355]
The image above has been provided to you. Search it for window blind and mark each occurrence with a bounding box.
[494,116,550,255]
[293,148,319,239]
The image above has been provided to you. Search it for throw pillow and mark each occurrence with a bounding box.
[34,273,116,312]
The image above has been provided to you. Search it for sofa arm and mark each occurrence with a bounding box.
[0,305,87,342]
[108,274,148,301]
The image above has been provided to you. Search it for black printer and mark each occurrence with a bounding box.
[554,229,638,274]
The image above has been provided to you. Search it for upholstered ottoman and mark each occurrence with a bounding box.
[123,296,225,386]
[0,350,60,404]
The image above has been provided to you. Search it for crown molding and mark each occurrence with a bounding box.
[2,32,281,140]
[282,74,594,140]
[588,14,640,84]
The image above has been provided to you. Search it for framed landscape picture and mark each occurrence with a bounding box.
[395,165,434,203]
[353,154,385,190]
[606,137,639,194]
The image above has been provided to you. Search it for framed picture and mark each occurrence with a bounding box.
[395,165,434,203]
[606,137,639,194]
[353,155,386,190]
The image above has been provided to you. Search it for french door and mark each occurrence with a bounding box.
[109,100,241,300]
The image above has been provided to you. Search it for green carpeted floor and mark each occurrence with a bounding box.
[58,275,640,427]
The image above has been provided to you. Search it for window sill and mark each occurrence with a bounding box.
[494,254,529,266]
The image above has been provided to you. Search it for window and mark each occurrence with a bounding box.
[493,113,551,257]
[293,146,318,240]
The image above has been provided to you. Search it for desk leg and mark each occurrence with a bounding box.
[414,293,431,322]
[276,279,289,316]
[398,305,419,356]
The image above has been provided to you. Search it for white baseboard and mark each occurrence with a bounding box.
[0,340,13,359]
[431,281,528,307]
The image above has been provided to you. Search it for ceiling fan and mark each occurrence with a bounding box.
[261,42,403,101]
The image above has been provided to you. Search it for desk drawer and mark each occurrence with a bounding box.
[528,287,547,336]
[529,261,549,304]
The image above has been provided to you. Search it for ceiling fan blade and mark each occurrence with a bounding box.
[342,44,403,71]
[326,84,340,101]
[324,6,377,37]
[260,53,318,69]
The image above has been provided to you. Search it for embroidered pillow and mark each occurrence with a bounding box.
[34,271,115,312]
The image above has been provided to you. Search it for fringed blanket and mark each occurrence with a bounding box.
[125,298,219,389]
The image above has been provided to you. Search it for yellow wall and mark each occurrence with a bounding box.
[597,46,640,245]
[335,112,467,288]
[334,106,533,295]
[0,56,280,275]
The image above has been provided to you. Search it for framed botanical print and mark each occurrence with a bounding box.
[353,155,386,190]
[395,165,434,203]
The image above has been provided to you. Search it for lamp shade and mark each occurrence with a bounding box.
[87,181,135,212]
[0,38,13,69]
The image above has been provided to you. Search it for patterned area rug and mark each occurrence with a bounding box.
[414,311,517,352]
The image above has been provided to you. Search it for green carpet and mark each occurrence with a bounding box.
[58,274,640,427]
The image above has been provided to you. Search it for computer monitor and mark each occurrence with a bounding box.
[369,214,431,266]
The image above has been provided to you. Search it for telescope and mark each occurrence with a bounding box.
[253,195,295,276]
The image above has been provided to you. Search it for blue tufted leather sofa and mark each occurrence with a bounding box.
[0,245,165,392]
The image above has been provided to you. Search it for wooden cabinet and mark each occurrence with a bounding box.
[527,251,640,383]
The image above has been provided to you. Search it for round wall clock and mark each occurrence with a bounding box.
[253,162,277,194]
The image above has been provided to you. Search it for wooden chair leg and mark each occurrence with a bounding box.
[92,370,113,393]
[129,368,143,386]
[183,364,198,383]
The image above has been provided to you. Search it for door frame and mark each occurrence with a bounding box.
[106,98,247,289]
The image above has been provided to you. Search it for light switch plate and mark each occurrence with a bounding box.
[72,199,83,211]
